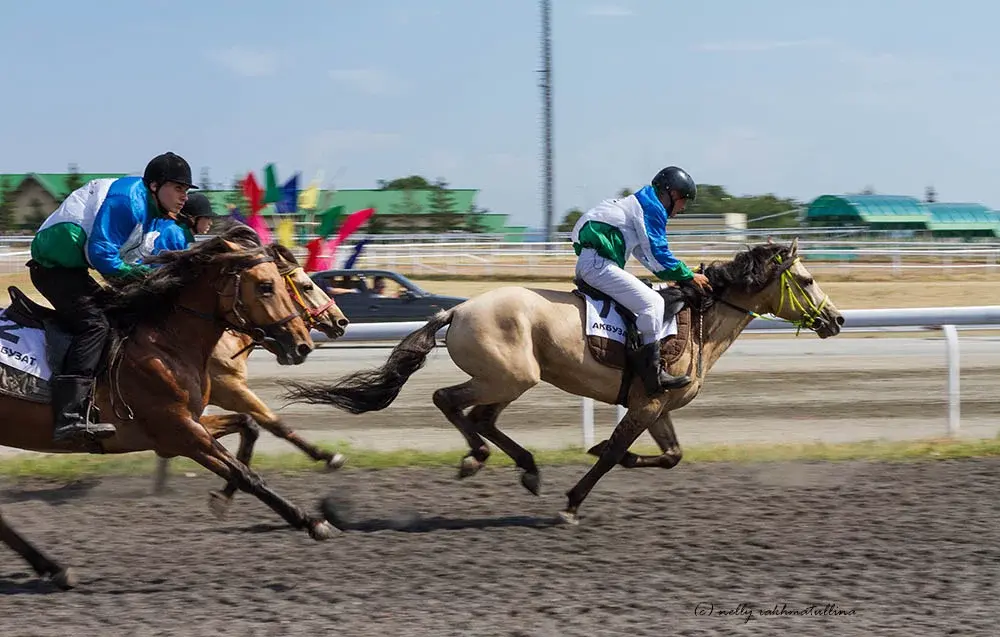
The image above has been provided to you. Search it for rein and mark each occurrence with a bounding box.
[176,254,300,358]
[282,266,337,329]
[685,253,831,382]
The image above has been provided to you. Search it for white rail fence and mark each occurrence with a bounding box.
[310,305,1000,446]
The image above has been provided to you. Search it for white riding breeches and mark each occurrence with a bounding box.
[576,248,665,345]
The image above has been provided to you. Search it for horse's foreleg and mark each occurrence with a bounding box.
[179,426,336,540]
[0,508,76,590]
[560,399,661,525]
[587,410,682,469]
[210,375,346,470]
[199,413,260,518]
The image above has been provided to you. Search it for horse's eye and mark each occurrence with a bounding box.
[802,278,814,286]
[304,283,315,292]
[259,281,275,295]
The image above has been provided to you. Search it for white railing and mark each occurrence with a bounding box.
[310,306,1000,445]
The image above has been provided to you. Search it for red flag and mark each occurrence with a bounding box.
[242,172,264,214]
[304,237,335,272]
[326,208,375,252]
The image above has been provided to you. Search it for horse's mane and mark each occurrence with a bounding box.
[671,241,793,308]
[266,242,300,274]
[100,222,269,330]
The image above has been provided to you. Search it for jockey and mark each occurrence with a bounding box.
[170,191,223,244]
[571,166,712,396]
[27,152,197,444]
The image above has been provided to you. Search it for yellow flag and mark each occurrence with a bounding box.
[277,218,295,247]
[298,181,320,210]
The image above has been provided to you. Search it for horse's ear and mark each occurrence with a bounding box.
[790,237,799,256]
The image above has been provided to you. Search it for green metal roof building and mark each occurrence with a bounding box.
[805,194,1000,238]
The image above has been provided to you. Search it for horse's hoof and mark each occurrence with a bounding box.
[50,567,77,591]
[325,453,347,471]
[520,471,541,496]
[586,441,607,457]
[208,491,231,519]
[309,520,338,541]
[557,511,579,526]
[458,455,482,479]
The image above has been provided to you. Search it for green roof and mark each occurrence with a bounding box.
[806,195,932,225]
[807,193,1000,236]
[0,173,127,199]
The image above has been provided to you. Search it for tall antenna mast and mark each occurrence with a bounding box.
[540,0,554,245]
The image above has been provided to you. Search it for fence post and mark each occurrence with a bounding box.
[941,324,960,436]
[582,397,595,449]
[152,456,170,495]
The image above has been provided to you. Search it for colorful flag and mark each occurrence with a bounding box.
[246,213,273,244]
[298,179,320,210]
[342,237,372,270]
[326,208,375,252]
[275,174,300,214]
[242,172,263,214]
[303,236,334,272]
[277,218,295,247]
[317,205,345,239]
[263,163,282,204]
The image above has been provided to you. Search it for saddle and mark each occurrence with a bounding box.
[0,287,85,403]
[572,278,693,407]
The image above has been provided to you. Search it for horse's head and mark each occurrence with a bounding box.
[704,238,844,338]
[267,243,350,339]
[207,229,315,364]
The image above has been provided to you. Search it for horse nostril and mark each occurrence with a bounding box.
[337,318,350,328]
[835,315,845,326]
[296,343,312,358]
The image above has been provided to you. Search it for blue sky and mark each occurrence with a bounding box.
[3,0,1000,228]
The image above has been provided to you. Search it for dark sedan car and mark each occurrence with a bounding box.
[309,268,466,323]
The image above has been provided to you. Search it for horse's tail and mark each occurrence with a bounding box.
[281,309,455,414]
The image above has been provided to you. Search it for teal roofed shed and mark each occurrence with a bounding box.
[806,195,932,227]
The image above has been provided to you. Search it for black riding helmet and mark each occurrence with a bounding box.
[143,152,197,190]
[176,192,218,229]
[651,166,696,204]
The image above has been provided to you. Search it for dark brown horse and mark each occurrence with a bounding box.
[0,223,336,590]
[283,239,845,524]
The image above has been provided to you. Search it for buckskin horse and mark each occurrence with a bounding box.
[0,224,337,591]
[151,242,352,512]
[282,239,845,524]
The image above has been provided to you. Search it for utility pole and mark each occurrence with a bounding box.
[540,0,554,245]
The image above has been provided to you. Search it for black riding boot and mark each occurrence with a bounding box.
[51,375,117,443]
[634,341,691,396]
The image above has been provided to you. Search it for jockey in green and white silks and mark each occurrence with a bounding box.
[571,166,712,396]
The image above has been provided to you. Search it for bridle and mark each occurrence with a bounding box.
[280,266,338,330]
[708,253,831,335]
[178,253,301,356]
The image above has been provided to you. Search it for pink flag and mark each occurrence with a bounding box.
[246,213,273,244]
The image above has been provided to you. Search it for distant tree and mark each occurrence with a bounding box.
[924,186,937,203]
[65,163,84,195]
[558,207,583,232]
[428,178,459,232]
[462,203,489,233]
[0,182,14,232]
[378,175,433,190]
[616,187,634,198]
[225,175,245,211]
[200,167,213,191]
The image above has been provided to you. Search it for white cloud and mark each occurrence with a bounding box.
[329,68,401,96]
[585,5,634,17]
[207,47,279,77]
[696,38,833,53]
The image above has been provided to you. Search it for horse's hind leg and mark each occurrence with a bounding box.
[0,508,76,590]
[433,380,492,478]
[588,410,683,469]
[200,413,260,519]
[470,403,543,495]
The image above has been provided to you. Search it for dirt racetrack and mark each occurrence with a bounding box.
[2,458,999,636]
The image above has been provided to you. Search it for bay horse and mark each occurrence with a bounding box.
[282,239,845,524]
[0,224,337,590]
[151,242,352,510]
